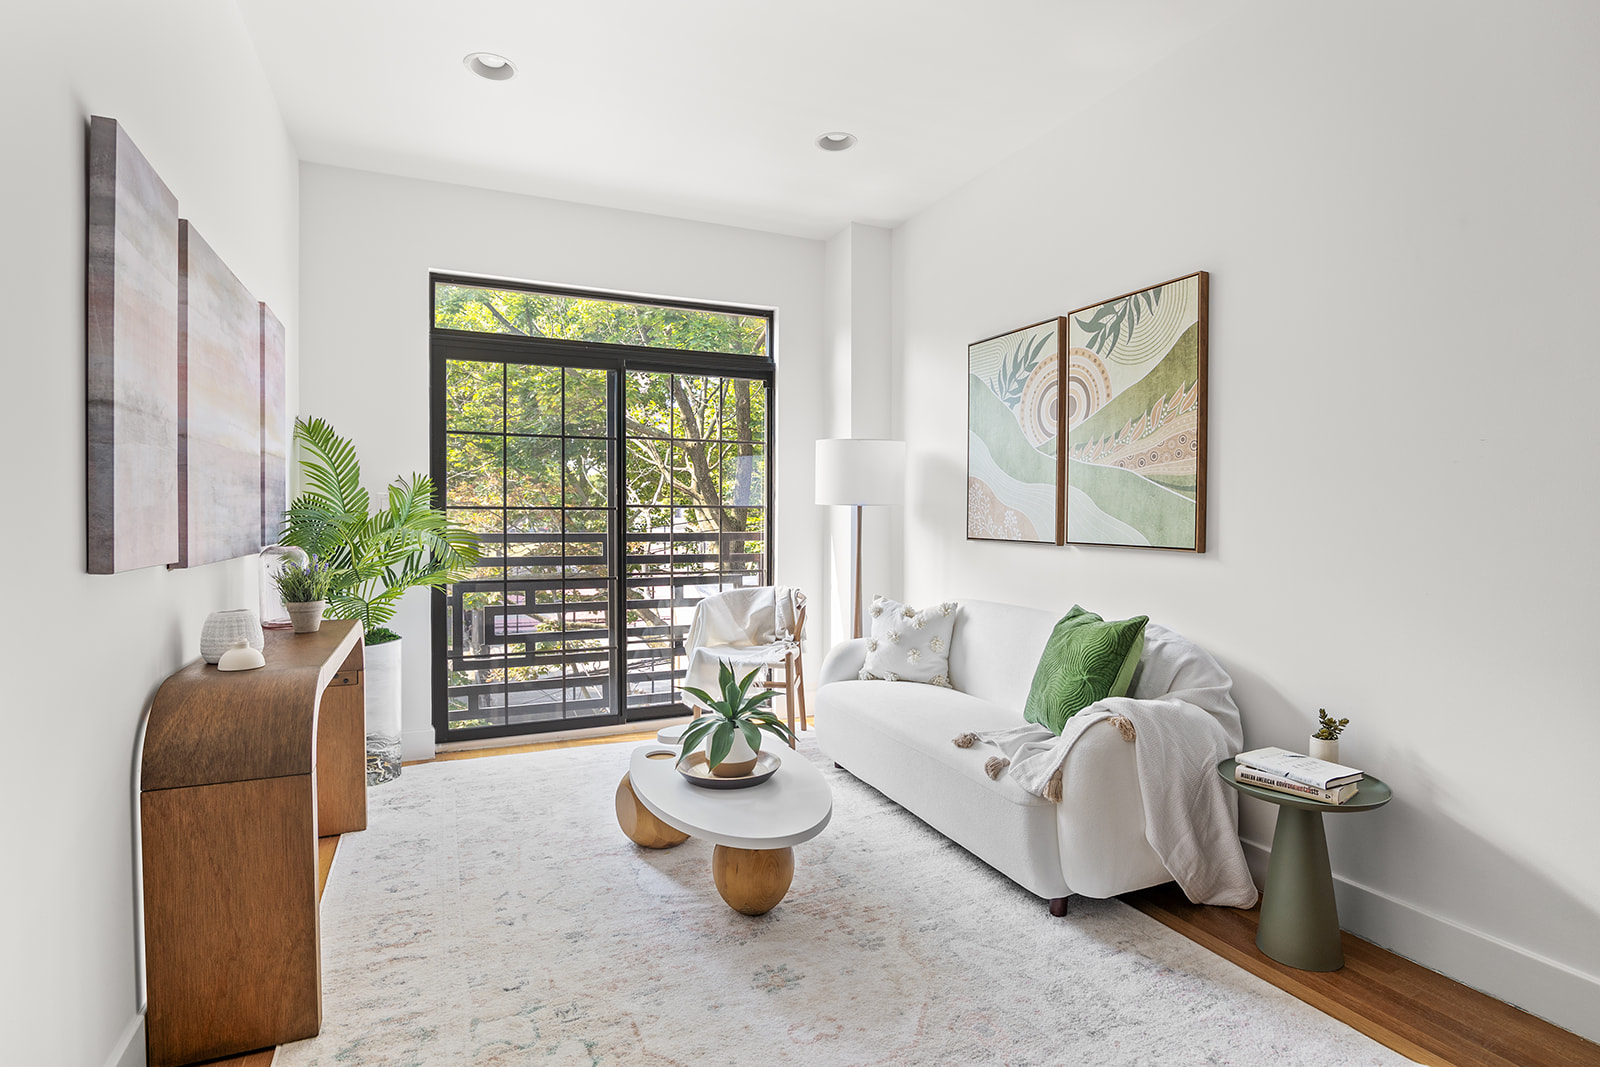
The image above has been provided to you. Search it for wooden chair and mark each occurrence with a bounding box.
[684,589,808,748]
[755,595,807,743]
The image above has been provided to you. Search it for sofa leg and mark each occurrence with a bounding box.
[1048,896,1069,917]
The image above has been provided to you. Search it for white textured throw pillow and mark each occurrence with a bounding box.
[859,595,958,687]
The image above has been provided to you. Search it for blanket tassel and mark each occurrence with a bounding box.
[1109,715,1137,742]
[1043,766,1064,803]
[984,756,1010,780]
[952,732,979,749]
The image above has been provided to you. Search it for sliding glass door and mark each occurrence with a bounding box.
[430,278,773,742]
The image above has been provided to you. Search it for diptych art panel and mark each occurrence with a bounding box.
[86,117,181,573]
[177,221,265,568]
[967,318,1065,544]
[1065,272,1208,551]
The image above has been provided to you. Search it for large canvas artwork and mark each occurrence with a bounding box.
[260,302,287,544]
[86,116,180,573]
[1066,272,1208,551]
[967,318,1065,544]
[177,221,265,568]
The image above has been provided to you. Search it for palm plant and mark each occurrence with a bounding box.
[280,417,480,642]
[680,660,797,769]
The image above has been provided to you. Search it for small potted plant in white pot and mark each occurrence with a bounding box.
[1310,708,1350,762]
[680,660,797,777]
[273,557,335,633]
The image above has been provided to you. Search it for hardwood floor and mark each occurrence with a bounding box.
[1122,882,1600,1066]
[208,733,1597,1067]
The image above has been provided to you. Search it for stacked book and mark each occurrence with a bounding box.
[1233,747,1365,805]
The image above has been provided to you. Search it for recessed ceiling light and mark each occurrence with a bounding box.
[464,52,517,81]
[815,132,857,152]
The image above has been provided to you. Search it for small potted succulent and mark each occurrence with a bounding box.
[1310,708,1350,763]
[680,660,797,777]
[273,557,336,633]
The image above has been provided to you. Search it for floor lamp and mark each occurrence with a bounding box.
[816,439,906,639]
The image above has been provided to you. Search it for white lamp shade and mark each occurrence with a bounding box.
[815,438,905,505]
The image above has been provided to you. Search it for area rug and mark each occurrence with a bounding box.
[275,739,1415,1066]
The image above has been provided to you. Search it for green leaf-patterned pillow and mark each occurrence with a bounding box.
[1022,606,1149,736]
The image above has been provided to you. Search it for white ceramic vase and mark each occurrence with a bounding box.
[365,637,403,785]
[201,609,264,664]
[1309,736,1340,763]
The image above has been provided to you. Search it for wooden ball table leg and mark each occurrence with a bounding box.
[615,773,688,849]
[712,845,795,915]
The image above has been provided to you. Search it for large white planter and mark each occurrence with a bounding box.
[365,637,404,785]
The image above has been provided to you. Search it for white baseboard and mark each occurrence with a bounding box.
[104,1013,145,1067]
[1241,839,1600,1044]
[401,728,436,763]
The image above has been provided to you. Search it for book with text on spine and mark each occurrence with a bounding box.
[1234,746,1363,789]
[1235,764,1361,805]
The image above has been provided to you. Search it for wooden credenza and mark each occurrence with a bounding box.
[139,620,367,1067]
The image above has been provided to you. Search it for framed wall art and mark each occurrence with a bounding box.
[260,302,288,544]
[967,317,1065,544]
[86,116,181,573]
[176,220,265,568]
[1065,271,1207,551]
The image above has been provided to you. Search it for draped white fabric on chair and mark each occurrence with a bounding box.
[680,586,807,739]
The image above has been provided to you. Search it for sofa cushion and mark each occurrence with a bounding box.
[859,596,958,686]
[1023,606,1148,735]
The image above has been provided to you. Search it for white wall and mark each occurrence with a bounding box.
[892,0,1600,1041]
[820,224,897,641]
[0,3,299,1065]
[297,164,828,758]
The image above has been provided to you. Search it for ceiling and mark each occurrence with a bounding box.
[236,0,1231,239]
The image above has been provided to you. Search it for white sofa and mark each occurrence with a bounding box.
[815,599,1186,914]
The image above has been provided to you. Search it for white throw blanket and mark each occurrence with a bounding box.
[964,623,1258,908]
[681,586,801,709]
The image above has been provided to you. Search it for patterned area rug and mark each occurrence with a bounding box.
[276,740,1414,1066]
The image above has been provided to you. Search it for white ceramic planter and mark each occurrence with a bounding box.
[708,724,760,777]
[1309,736,1340,763]
[365,637,404,785]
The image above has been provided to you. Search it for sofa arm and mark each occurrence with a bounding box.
[1055,717,1169,898]
[818,639,869,687]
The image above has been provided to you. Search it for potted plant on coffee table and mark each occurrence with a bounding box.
[272,556,336,633]
[680,660,798,777]
[280,417,480,784]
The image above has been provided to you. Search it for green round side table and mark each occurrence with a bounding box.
[1219,758,1392,971]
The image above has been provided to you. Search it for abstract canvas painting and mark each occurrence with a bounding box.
[967,318,1065,544]
[1065,272,1208,551]
[86,116,180,573]
[176,221,264,568]
[260,303,287,544]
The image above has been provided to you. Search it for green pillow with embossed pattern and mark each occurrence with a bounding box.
[1022,606,1149,736]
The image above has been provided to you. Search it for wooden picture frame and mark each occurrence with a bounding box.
[1064,271,1208,552]
[967,317,1066,545]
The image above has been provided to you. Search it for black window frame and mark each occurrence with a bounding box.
[429,273,777,744]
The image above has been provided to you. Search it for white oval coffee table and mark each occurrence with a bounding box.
[621,743,832,914]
